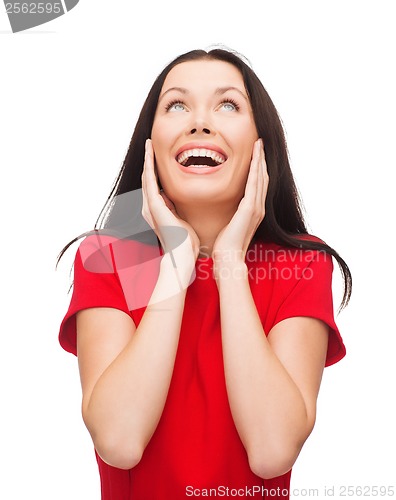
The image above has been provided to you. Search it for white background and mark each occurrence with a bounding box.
[1,1,395,498]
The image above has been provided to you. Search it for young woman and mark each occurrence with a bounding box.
[59,48,351,499]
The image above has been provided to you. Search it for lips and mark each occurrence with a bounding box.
[175,143,228,168]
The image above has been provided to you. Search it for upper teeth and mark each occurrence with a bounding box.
[177,148,226,165]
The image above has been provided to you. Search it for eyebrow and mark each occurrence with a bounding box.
[158,86,249,102]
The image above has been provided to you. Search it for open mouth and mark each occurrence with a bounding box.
[176,148,227,168]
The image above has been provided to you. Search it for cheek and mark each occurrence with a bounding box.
[152,114,185,143]
[151,115,171,146]
[151,136,169,178]
[235,144,254,173]
[152,155,175,193]
[151,126,180,172]
[223,119,257,150]
[150,124,164,153]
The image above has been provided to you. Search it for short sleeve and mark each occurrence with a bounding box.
[273,249,346,367]
[59,235,131,356]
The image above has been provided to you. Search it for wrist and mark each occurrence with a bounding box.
[159,252,195,290]
[214,259,248,286]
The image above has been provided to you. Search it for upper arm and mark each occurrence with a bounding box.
[76,307,136,414]
[267,316,329,429]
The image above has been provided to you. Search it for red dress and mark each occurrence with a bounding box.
[59,234,345,499]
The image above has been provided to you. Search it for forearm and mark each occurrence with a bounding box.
[217,261,312,478]
[83,255,193,469]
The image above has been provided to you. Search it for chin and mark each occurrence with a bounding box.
[165,183,243,208]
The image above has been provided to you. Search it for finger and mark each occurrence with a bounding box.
[244,139,260,199]
[143,139,176,231]
[260,141,269,210]
[245,141,259,194]
[141,139,152,197]
[142,178,154,229]
[144,139,161,200]
[144,139,169,225]
[141,140,156,228]
[256,139,267,210]
[255,139,263,207]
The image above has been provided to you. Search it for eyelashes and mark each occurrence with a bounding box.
[164,98,241,112]
[164,99,186,112]
[219,98,240,111]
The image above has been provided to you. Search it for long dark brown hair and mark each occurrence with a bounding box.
[59,48,352,309]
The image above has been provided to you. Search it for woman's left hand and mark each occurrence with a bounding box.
[212,139,268,277]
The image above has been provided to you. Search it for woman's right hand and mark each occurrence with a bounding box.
[141,139,200,271]
[78,139,198,468]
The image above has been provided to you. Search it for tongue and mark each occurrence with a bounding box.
[185,156,218,167]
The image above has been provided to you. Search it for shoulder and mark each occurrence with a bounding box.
[77,233,118,274]
[248,235,332,268]
[247,236,334,298]
[76,232,162,275]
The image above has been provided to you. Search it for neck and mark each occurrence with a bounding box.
[175,202,237,258]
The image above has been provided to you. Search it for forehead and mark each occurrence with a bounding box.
[161,60,245,92]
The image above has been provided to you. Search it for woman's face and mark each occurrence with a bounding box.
[151,59,259,208]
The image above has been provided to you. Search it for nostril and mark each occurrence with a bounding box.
[190,128,211,135]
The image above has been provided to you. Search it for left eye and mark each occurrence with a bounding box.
[220,101,238,111]
[167,102,186,112]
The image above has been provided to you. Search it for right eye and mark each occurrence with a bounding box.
[165,100,187,112]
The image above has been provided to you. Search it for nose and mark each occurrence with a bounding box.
[188,110,214,136]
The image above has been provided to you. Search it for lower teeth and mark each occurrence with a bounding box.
[186,164,214,168]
